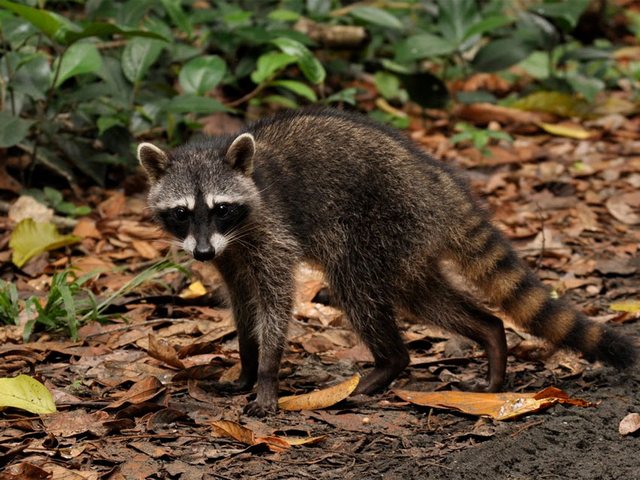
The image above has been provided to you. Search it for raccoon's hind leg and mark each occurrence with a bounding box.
[327,276,410,395]
[402,272,508,392]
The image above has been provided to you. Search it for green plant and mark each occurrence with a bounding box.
[4,259,184,341]
[451,122,512,156]
[23,187,91,217]
[0,280,20,325]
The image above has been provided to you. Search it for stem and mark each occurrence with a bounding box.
[0,31,17,115]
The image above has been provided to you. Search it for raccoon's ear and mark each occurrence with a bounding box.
[138,143,169,182]
[225,133,255,175]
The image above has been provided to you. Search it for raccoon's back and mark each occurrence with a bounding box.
[248,109,478,251]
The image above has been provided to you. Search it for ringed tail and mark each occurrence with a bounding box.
[455,219,637,368]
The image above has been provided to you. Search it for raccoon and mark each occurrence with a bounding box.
[138,108,637,417]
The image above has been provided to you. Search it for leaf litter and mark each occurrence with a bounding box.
[1,83,640,479]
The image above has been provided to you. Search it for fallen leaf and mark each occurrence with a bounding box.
[211,420,324,452]
[278,373,360,411]
[72,218,102,238]
[610,301,640,313]
[511,91,589,118]
[107,376,166,409]
[619,413,640,436]
[8,195,54,223]
[606,191,640,225]
[179,280,207,299]
[132,240,160,259]
[0,374,57,414]
[147,334,186,370]
[42,409,110,437]
[394,386,592,421]
[10,218,80,267]
[539,122,592,139]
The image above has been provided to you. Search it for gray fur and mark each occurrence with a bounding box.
[139,108,636,417]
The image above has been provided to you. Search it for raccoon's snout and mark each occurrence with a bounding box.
[193,247,215,261]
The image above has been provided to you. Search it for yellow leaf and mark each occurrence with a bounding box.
[0,374,57,415]
[10,218,80,267]
[278,373,360,411]
[178,280,207,299]
[511,91,590,118]
[610,300,640,313]
[539,122,592,139]
[394,386,591,421]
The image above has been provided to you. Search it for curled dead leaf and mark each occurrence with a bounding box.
[211,420,324,452]
[278,373,360,411]
[107,376,165,409]
[606,191,640,225]
[394,386,592,421]
[147,334,185,370]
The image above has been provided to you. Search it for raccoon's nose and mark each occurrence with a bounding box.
[193,248,215,261]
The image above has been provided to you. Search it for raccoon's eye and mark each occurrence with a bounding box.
[171,207,190,223]
[213,203,232,218]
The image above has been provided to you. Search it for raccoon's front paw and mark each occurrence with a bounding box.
[243,399,277,417]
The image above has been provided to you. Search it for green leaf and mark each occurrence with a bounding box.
[0,375,56,414]
[251,52,297,84]
[268,9,300,22]
[350,6,403,30]
[262,94,299,108]
[166,94,229,114]
[437,0,478,44]
[10,219,80,268]
[531,0,590,31]
[559,47,611,64]
[463,15,513,40]
[159,0,192,37]
[395,33,457,63]
[0,0,75,44]
[62,23,168,44]
[121,36,165,84]
[43,187,63,207]
[472,38,534,72]
[271,37,310,59]
[567,74,605,103]
[179,55,227,95]
[271,80,317,101]
[54,42,103,87]
[270,37,326,83]
[374,71,400,100]
[322,87,358,105]
[0,111,33,148]
[9,53,52,100]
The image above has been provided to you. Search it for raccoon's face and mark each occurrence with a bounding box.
[137,133,259,261]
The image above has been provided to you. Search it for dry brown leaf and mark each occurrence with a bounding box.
[278,373,360,411]
[211,420,324,452]
[147,334,186,370]
[98,192,126,218]
[619,413,640,436]
[107,376,166,408]
[132,240,160,259]
[42,410,110,438]
[72,218,102,239]
[606,191,640,225]
[394,386,592,421]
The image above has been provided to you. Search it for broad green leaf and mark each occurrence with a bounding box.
[166,94,228,114]
[350,6,403,30]
[54,42,103,87]
[62,22,168,44]
[395,33,456,63]
[121,36,164,84]
[272,36,326,83]
[322,87,358,105]
[437,0,478,44]
[559,47,611,64]
[262,94,299,109]
[271,37,310,59]
[472,38,534,72]
[160,0,192,37]
[268,9,300,22]
[9,53,52,100]
[374,71,400,100]
[271,80,317,101]
[251,52,297,84]
[179,55,227,95]
[0,0,75,44]
[0,375,56,414]
[463,15,513,40]
[0,111,33,147]
[531,0,589,31]
[567,74,604,103]
[10,218,80,268]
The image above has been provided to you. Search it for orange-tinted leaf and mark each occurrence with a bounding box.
[211,420,256,445]
[108,376,165,409]
[278,373,360,411]
[178,280,207,299]
[147,334,185,370]
[394,386,592,421]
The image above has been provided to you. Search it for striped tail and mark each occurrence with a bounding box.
[455,220,637,369]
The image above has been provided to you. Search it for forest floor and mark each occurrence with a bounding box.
[1,108,640,479]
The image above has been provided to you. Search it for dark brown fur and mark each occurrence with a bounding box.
[139,108,637,416]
